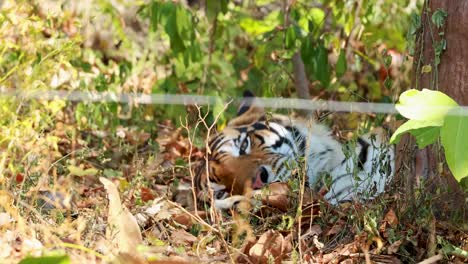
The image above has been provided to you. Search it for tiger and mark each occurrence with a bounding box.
[194,91,395,209]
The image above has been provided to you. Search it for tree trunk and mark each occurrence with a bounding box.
[396,0,467,220]
[292,52,310,100]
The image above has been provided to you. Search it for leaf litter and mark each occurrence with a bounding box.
[2,116,467,263]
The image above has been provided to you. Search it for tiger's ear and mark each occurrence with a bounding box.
[228,90,264,126]
[237,90,256,116]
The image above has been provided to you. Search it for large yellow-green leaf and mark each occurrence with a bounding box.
[441,109,468,182]
[240,11,281,36]
[298,8,325,33]
[390,119,440,148]
[396,89,458,123]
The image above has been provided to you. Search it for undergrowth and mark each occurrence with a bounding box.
[0,1,466,263]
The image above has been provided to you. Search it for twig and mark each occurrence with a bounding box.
[428,213,437,257]
[178,101,235,263]
[180,111,205,216]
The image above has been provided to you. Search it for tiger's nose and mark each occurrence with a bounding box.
[252,166,269,190]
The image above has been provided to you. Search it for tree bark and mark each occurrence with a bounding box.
[292,52,310,100]
[396,0,467,220]
[283,0,310,100]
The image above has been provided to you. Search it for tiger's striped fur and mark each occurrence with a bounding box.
[194,93,394,208]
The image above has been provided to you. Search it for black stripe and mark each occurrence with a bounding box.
[252,122,296,152]
[238,127,248,133]
[268,125,296,152]
[271,136,285,149]
[210,135,225,151]
[252,122,268,130]
[357,137,369,170]
[330,173,352,186]
[289,126,306,156]
[328,185,354,201]
[273,155,283,169]
[254,133,265,144]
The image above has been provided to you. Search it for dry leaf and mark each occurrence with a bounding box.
[248,230,292,264]
[383,208,399,227]
[387,239,402,255]
[326,220,346,237]
[0,213,13,227]
[140,187,156,202]
[100,177,143,254]
[170,229,198,245]
[172,211,207,227]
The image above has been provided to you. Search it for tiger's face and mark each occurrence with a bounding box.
[195,96,305,199]
[205,126,274,194]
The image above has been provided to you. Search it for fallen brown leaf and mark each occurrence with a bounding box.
[141,187,156,203]
[170,229,198,246]
[248,230,292,264]
[387,239,402,255]
[100,177,143,254]
[172,211,207,227]
[325,220,346,237]
[383,208,399,227]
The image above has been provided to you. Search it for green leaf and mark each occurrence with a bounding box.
[19,255,70,264]
[285,26,296,49]
[68,165,99,177]
[103,169,123,178]
[149,2,160,31]
[410,126,440,149]
[441,109,468,182]
[396,89,458,123]
[314,44,330,88]
[206,0,228,21]
[220,0,228,14]
[240,11,281,36]
[390,119,440,147]
[297,8,325,33]
[205,0,219,21]
[254,44,266,68]
[175,6,191,40]
[308,8,325,28]
[335,49,347,78]
[421,65,432,73]
[409,12,421,35]
[381,49,392,69]
[432,9,448,29]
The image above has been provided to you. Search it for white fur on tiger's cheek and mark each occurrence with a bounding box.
[218,140,239,156]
